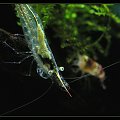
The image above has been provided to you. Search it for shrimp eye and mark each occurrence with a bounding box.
[48,70,53,75]
[59,67,64,71]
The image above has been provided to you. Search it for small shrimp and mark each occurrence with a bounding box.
[68,54,120,89]
[77,54,106,89]
[78,55,105,80]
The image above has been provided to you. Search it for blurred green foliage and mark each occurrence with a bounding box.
[16,4,120,64]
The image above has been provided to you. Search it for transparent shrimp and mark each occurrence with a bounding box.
[15,4,71,97]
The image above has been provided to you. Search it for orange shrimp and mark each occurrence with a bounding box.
[77,54,106,89]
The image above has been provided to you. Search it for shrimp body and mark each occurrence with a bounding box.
[77,55,106,89]
[15,4,71,97]
[78,55,105,80]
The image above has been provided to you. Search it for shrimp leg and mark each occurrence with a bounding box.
[2,41,32,55]
[2,54,33,64]
[25,59,35,76]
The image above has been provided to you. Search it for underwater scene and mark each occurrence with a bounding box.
[0,4,120,116]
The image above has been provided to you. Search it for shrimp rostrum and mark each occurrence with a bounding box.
[15,4,72,97]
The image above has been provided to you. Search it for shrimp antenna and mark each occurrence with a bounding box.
[0,81,53,116]
[65,74,90,80]
[103,60,120,70]
[68,74,90,83]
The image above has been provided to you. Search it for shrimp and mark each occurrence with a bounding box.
[15,4,71,97]
[67,54,120,90]
[77,54,106,89]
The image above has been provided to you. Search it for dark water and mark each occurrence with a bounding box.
[0,4,120,116]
